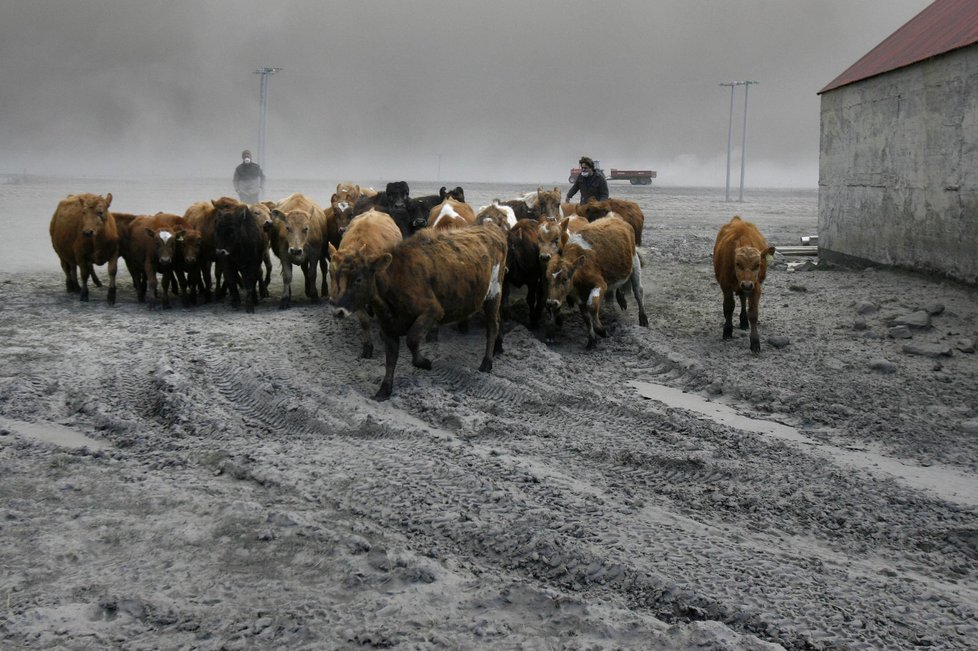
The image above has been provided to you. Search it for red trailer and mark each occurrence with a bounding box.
[568,162,656,185]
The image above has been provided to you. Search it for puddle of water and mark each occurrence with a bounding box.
[630,381,978,509]
[0,416,111,451]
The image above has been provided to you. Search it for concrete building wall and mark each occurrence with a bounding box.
[818,44,978,285]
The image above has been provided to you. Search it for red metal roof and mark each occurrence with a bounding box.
[819,0,978,94]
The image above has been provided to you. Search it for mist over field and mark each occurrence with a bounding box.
[0,0,929,186]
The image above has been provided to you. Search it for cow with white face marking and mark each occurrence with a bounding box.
[330,223,508,400]
[475,200,518,232]
[126,213,187,309]
[544,216,648,348]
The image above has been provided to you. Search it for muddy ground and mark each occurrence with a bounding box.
[1,181,977,650]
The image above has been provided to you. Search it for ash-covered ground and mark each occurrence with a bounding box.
[1,180,976,650]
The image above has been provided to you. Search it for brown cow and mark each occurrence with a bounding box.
[268,192,329,308]
[183,196,244,302]
[577,198,645,246]
[125,213,187,309]
[503,218,546,328]
[713,216,776,353]
[544,217,649,349]
[247,202,276,298]
[330,224,508,401]
[427,197,476,230]
[535,187,563,222]
[327,209,403,358]
[49,193,120,304]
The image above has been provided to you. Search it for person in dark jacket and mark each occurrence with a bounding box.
[233,150,265,203]
[566,156,609,204]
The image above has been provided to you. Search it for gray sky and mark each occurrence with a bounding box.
[0,0,930,186]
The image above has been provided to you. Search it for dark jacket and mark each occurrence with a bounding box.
[233,162,265,189]
[566,170,609,203]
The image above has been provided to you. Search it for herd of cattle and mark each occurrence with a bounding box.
[48,182,773,398]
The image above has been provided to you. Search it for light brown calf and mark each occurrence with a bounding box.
[713,216,775,353]
[268,192,329,308]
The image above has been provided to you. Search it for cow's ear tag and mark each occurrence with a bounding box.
[765,254,774,264]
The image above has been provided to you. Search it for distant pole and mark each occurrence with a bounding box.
[254,67,282,172]
[739,80,758,202]
[720,82,737,202]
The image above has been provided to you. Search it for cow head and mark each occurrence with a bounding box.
[214,204,254,259]
[335,182,361,202]
[271,208,315,264]
[537,218,569,265]
[734,244,776,294]
[177,228,202,265]
[579,198,610,222]
[439,186,465,203]
[545,251,587,311]
[250,202,275,232]
[536,187,562,222]
[405,198,429,231]
[330,193,357,235]
[144,227,179,268]
[385,181,410,212]
[327,243,391,314]
[79,193,113,238]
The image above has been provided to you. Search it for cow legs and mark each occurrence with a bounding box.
[279,262,293,309]
[407,308,443,370]
[481,295,503,372]
[304,261,320,304]
[375,331,400,401]
[528,278,545,329]
[738,292,750,330]
[160,269,175,309]
[722,288,736,339]
[61,261,80,294]
[615,288,627,310]
[89,266,103,288]
[78,263,96,302]
[629,259,649,327]
[260,251,272,298]
[356,309,374,359]
[241,267,259,314]
[747,290,761,353]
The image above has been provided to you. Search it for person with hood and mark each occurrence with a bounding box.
[566,155,609,204]
[233,150,265,203]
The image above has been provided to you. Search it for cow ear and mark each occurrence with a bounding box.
[145,227,156,238]
[371,253,393,273]
[573,255,587,271]
[558,217,570,233]
[105,193,113,207]
[327,242,338,258]
[766,245,776,256]
[271,209,285,221]
[552,187,560,194]
[331,193,339,203]
[439,186,448,198]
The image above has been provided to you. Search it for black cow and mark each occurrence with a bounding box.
[213,203,265,313]
[353,181,426,239]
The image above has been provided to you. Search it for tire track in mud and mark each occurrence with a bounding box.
[233,326,977,651]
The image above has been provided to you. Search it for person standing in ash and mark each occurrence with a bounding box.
[566,155,609,204]
[233,150,265,203]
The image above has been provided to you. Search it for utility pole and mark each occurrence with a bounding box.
[720,82,737,202]
[719,80,758,202]
[254,67,282,172]
[739,80,758,203]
